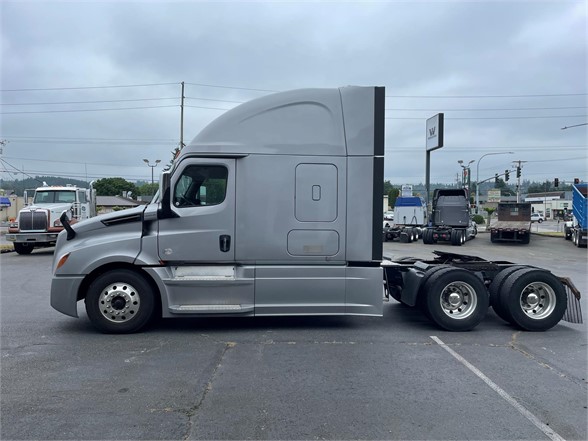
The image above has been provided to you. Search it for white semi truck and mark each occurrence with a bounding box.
[383,196,427,243]
[49,86,582,334]
[7,184,96,254]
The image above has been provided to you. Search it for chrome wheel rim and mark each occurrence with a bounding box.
[99,282,140,323]
[439,282,478,319]
[519,282,556,319]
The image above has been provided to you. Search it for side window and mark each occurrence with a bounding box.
[173,165,228,208]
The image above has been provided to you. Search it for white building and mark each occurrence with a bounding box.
[524,191,572,220]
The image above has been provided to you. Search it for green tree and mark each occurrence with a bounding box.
[137,183,159,196]
[94,178,137,198]
[388,187,400,208]
[483,207,496,228]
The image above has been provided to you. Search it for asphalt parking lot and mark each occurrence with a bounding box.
[1,232,587,440]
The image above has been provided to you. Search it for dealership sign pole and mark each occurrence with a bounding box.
[425,113,444,214]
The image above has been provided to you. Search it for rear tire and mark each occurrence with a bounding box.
[499,268,567,331]
[14,243,34,255]
[410,228,417,242]
[421,268,489,331]
[451,229,463,246]
[488,266,529,321]
[422,229,433,245]
[416,265,452,315]
[85,269,156,334]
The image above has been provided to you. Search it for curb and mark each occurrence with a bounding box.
[0,244,14,253]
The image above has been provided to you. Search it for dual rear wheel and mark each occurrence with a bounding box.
[418,267,488,331]
[489,267,567,331]
[418,266,567,332]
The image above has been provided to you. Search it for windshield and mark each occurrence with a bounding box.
[33,190,76,204]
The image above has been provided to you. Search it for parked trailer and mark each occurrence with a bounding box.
[489,202,531,244]
[422,189,477,246]
[383,196,426,243]
[49,86,581,333]
[564,182,587,248]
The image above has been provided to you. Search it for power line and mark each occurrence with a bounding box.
[1,96,245,106]
[2,80,584,97]
[0,97,179,106]
[0,82,179,92]
[386,93,587,98]
[184,105,232,111]
[6,140,178,146]
[184,82,277,93]
[4,135,176,141]
[385,106,587,111]
[0,158,44,183]
[185,96,244,104]
[1,105,177,115]
[385,115,587,120]
[561,122,588,130]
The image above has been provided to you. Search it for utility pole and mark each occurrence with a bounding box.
[512,160,527,203]
[180,81,185,151]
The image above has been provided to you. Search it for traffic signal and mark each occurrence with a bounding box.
[505,170,509,182]
[574,177,580,184]
[495,174,499,184]
[554,178,559,187]
[516,167,521,178]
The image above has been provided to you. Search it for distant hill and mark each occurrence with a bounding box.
[0,176,93,196]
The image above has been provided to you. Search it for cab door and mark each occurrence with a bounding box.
[157,158,235,263]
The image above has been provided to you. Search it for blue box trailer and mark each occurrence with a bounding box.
[565,183,587,247]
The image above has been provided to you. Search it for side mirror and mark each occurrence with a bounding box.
[60,211,76,240]
[157,171,178,219]
[160,170,170,197]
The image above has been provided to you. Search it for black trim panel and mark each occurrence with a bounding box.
[373,87,385,157]
[372,156,384,261]
[102,213,142,226]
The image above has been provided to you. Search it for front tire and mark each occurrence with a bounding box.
[85,269,156,334]
[14,243,34,255]
[421,268,489,331]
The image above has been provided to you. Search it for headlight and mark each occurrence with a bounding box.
[53,219,62,227]
[9,222,18,228]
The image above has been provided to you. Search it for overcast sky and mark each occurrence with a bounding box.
[1,0,586,187]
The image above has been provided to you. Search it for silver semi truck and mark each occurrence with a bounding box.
[50,86,582,333]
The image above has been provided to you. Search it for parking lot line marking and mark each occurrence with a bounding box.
[430,336,565,441]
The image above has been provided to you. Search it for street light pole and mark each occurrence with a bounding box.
[143,159,161,185]
[458,160,474,203]
[475,152,514,214]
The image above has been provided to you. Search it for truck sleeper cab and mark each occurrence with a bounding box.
[50,86,581,334]
[51,86,386,333]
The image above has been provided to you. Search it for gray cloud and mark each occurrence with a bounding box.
[1,1,586,186]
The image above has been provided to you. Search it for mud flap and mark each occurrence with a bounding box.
[559,276,583,324]
[562,290,583,324]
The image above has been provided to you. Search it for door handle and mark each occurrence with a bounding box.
[219,235,231,252]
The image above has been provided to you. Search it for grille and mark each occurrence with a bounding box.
[19,211,48,231]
